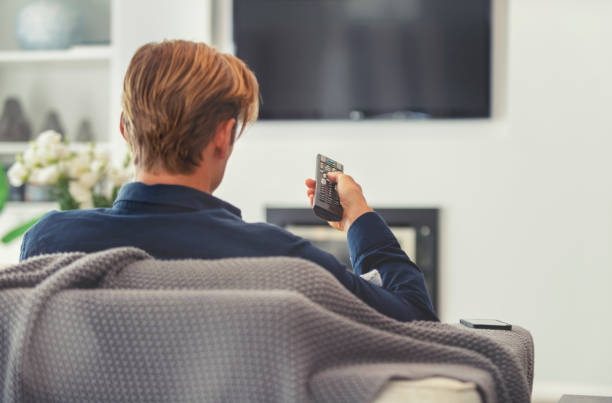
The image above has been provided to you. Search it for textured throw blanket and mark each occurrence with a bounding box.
[0,248,533,403]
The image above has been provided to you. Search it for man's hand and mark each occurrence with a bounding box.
[305,172,373,232]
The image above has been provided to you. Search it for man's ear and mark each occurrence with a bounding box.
[119,112,127,142]
[213,118,237,159]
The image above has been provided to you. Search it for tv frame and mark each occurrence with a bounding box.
[233,0,492,120]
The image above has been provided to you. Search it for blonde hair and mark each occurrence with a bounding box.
[121,40,259,173]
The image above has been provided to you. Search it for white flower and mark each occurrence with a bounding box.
[35,145,57,165]
[38,165,60,184]
[7,161,29,186]
[77,171,100,188]
[57,160,71,177]
[36,130,62,148]
[90,159,105,174]
[27,169,45,185]
[69,181,93,209]
[93,148,109,166]
[21,132,70,169]
[22,146,43,168]
[48,142,71,161]
[68,150,93,178]
[28,165,60,185]
[10,134,131,209]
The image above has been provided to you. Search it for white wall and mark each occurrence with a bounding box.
[110,0,211,152]
[211,0,612,398]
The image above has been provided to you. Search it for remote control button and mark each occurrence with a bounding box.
[321,178,326,185]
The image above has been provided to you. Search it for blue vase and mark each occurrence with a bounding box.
[16,1,81,50]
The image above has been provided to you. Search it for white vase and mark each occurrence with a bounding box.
[16,1,81,50]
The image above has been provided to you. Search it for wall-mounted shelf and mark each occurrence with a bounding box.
[0,142,30,154]
[0,141,111,155]
[0,46,111,63]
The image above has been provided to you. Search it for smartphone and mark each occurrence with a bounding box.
[460,319,512,330]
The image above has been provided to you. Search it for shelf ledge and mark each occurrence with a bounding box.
[0,46,112,63]
[0,141,111,155]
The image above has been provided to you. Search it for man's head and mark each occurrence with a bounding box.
[120,40,259,190]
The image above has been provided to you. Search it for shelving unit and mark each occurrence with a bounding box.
[0,0,113,151]
[0,1,113,264]
[0,1,113,168]
[0,0,212,263]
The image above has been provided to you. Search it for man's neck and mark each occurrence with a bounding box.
[136,170,213,194]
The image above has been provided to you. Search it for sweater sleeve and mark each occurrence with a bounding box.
[347,212,438,321]
[286,212,438,322]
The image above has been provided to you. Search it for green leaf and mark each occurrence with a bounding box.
[1,216,43,244]
[0,170,9,214]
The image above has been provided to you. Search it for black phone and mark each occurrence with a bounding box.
[460,319,512,330]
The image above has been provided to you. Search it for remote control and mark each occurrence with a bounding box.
[313,154,344,221]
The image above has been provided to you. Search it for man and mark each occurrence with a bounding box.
[20,40,437,322]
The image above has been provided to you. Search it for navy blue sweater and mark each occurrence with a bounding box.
[20,182,438,322]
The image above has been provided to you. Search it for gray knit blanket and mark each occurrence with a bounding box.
[0,248,534,403]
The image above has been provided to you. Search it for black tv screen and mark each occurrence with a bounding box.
[233,0,491,119]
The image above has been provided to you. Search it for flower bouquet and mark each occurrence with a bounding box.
[2,130,132,243]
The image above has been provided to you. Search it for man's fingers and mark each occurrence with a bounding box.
[306,177,314,206]
[326,171,342,183]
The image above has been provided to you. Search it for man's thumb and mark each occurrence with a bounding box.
[326,171,342,183]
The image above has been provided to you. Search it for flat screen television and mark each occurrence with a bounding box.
[233,0,491,120]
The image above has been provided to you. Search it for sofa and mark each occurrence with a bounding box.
[0,248,534,402]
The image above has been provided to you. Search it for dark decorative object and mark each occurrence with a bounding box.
[16,1,81,50]
[9,184,25,202]
[0,98,32,142]
[266,207,440,312]
[41,111,65,137]
[75,119,94,142]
